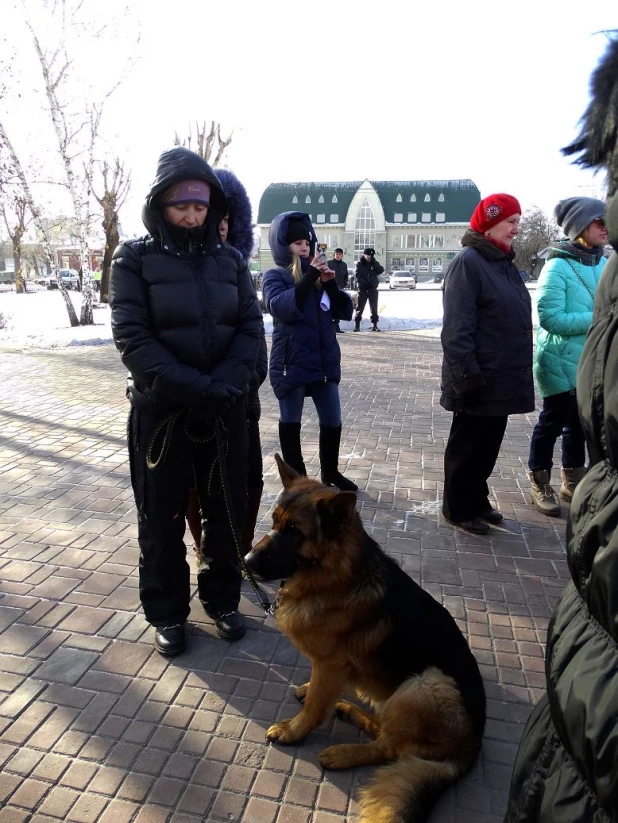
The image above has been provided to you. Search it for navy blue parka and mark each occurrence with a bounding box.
[263,212,353,399]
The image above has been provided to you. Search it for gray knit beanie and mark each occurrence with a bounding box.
[553,197,605,241]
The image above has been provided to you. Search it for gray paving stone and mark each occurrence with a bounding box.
[0,337,573,822]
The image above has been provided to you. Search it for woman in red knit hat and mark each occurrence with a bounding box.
[440,193,534,534]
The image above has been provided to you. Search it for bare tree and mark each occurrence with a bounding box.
[0,120,79,324]
[173,121,233,168]
[22,1,138,324]
[1,194,30,293]
[89,158,131,304]
[514,207,560,273]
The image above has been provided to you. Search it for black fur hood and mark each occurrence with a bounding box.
[215,169,254,261]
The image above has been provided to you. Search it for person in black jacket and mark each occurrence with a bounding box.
[505,35,618,822]
[110,147,263,656]
[440,193,534,535]
[354,247,384,331]
[186,169,267,559]
[327,248,348,333]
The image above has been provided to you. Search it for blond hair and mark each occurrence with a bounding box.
[289,252,303,283]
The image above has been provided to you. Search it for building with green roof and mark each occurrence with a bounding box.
[256,178,480,278]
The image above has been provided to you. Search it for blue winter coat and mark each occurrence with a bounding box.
[534,245,606,398]
[263,212,353,399]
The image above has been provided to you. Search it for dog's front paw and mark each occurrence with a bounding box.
[294,683,310,703]
[266,718,303,744]
[319,743,359,770]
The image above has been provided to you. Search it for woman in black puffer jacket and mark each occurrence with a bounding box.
[504,34,618,822]
[111,147,263,655]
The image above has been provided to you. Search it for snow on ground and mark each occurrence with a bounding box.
[0,283,537,349]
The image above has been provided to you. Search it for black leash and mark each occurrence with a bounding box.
[146,409,275,615]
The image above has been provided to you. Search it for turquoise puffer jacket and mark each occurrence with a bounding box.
[534,248,606,398]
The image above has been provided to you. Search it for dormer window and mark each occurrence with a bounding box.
[396,193,402,203]
[292,195,298,204]
[319,195,324,203]
[305,195,311,203]
[424,194,431,202]
[332,195,338,203]
[438,193,445,202]
[410,194,416,202]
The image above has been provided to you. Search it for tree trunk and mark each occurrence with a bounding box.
[78,242,94,325]
[100,218,118,304]
[13,239,24,294]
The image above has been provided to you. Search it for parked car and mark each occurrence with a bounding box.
[389,270,417,290]
[48,269,80,290]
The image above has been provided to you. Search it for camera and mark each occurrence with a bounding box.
[316,243,328,265]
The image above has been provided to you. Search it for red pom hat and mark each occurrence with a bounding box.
[470,194,521,234]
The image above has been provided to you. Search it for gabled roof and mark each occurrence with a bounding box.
[257,182,361,224]
[257,179,480,224]
[371,180,480,223]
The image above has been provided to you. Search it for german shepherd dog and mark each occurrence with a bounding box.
[244,455,486,823]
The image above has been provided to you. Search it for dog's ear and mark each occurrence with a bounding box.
[317,492,357,539]
[275,453,301,490]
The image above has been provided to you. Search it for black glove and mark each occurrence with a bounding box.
[461,387,485,411]
[203,381,243,415]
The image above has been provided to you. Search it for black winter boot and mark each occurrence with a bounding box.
[354,319,361,332]
[319,425,358,491]
[278,422,307,476]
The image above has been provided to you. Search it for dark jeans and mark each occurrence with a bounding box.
[128,400,248,626]
[528,390,586,471]
[443,412,508,522]
[278,381,341,427]
[355,287,379,324]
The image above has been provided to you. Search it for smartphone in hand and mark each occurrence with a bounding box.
[316,243,328,265]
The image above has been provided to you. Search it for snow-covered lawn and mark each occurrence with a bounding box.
[0,283,537,349]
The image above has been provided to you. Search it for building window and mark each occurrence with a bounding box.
[436,213,445,222]
[396,193,402,203]
[419,257,429,272]
[406,234,417,249]
[332,195,338,203]
[292,195,298,204]
[392,234,402,249]
[305,195,311,203]
[434,236,444,248]
[424,194,431,202]
[319,195,324,203]
[405,257,415,270]
[410,194,416,202]
[438,193,445,202]
[354,198,376,260]
[330,214,339,222]
[408,212,417,222]
[392,257,402,269]
[394,213,403,222]
[422,213,431,222]
[420,235,430,249]
[432,258,443,272]
[317,214,325,223]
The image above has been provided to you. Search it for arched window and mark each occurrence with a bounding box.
[292,195,298,204]
[410,194,416,202]
[396,193,402,202]
[305,195,311,203]
[354,199,376,260]
[438,193,445,202]
[332,195,338,203]
[424,194,431,202]
[318,195,324,203]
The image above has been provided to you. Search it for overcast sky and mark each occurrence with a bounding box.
[2,0,616,236]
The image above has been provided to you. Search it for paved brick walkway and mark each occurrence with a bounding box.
[0,332,570,823]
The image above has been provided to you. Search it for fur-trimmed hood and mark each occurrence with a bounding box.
[268,212,317,268]
[216,169,254,261]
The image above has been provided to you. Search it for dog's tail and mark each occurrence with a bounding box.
[359,753,471,823]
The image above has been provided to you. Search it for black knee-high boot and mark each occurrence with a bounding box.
[319,425,358,491]
[278,422,307,476]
